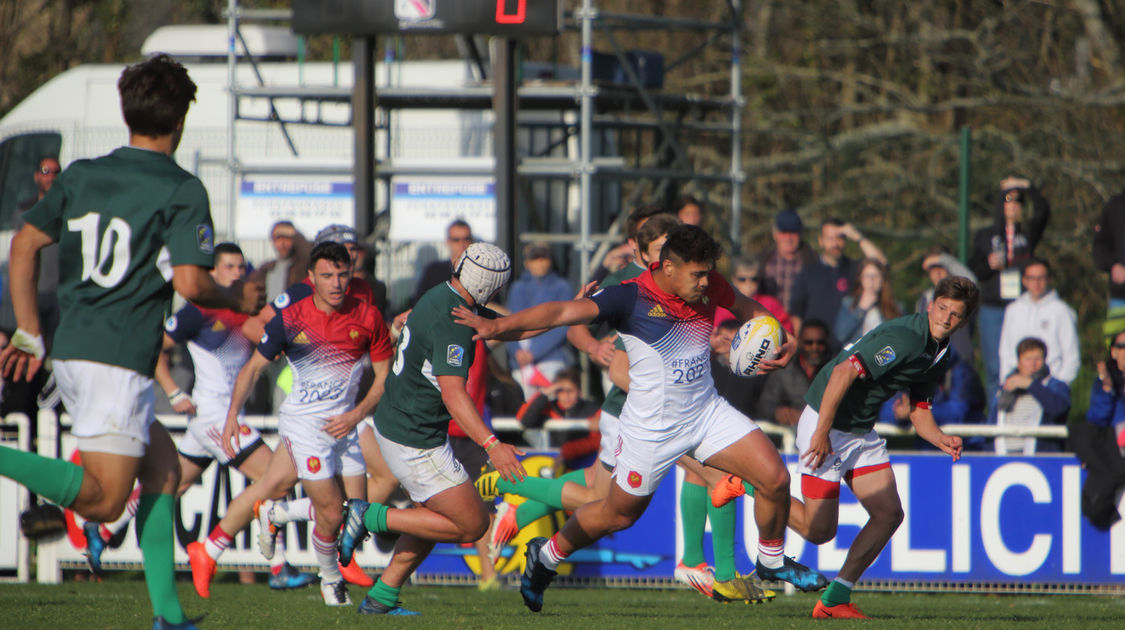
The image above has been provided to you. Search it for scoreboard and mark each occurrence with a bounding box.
[293,0,562,36]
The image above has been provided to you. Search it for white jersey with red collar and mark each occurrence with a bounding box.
[258,293,392,448]
[589,266,735,437]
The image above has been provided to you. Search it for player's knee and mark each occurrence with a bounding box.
[457,503,490,542]
[805,523,838,545]
[139,458,180,495]
[462,518,489,543]
[83,496,126,523]
[755,466,791,502]
[316,503,344,532]
[883,505,905,530]
[607,510,641,533]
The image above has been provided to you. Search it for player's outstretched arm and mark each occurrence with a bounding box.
[909,406,962,462]
[439,374,526,483]
[0,223,54,382]
[154,334,196,414]
[453,298,600,341]
[222,350,271,459]
[173,264,266,315]
[324,358,391,439]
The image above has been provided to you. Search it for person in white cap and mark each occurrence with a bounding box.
[336,242,527,616]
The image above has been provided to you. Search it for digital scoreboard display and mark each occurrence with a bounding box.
[293,0,562,36]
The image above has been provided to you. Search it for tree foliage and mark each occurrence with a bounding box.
[3,0,1122,353]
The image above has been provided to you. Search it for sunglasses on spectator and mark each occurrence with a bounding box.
[1114,343,1125,350]
[802,339,828,346]
[448,236,472,243]
[39,167,61,175]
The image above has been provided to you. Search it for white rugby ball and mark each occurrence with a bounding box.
[730,315,782,377]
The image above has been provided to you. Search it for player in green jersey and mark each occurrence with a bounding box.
[336,242,526,616]
[719,276,978,619]
[0,55,263,630]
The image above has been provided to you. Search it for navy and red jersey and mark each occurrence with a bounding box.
[589,266,736,435]
[164,305,251,401]
[258,293,393,420]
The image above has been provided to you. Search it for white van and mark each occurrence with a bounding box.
[0,25,503,270]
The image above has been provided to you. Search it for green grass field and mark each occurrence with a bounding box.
[2,576,1122,630]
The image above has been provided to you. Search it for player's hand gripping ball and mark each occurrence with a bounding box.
[729,315,782,377]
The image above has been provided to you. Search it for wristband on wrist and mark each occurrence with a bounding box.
[483,435,499,452]
[11,328,45,360]
[168,389,191,407]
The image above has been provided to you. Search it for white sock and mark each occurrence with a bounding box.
[539,536,568,571]
[271,528,287,569]
[105,486,142,538]
[312,529,342,583]
[273,497,314,524]
[204,526,233,561]
[757,538,784,569]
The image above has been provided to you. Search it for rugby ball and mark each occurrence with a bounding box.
[730,315,782,377]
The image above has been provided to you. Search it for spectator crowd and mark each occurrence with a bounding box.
[4,163,1124,529]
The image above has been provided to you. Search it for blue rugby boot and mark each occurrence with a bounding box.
[338,499,370,566]
[755,556,830,592]
[520,537,557,613]
[268,562,316,590]
[83,521,106,576]
[357,595,421,616]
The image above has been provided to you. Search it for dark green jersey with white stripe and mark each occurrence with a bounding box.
[374,282,495,448]
[804,312,949,434]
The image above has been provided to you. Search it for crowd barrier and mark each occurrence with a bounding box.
[2,411,1121,592]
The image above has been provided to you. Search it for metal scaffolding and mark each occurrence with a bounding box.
[223,1,745,296]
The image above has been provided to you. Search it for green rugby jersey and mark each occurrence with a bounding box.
[375,282,495,449]
[24,147,215,377]
[804,312,949,434]
[598,262,645,417]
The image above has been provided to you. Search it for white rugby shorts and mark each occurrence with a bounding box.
[373,424,468,503]
[280,414,364,481]
[55,359,156,457]
[177,397,261,465]
[597,410,620,468]
[795,404,890,498]
[613,395,755,497]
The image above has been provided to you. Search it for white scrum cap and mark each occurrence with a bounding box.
[455,242,511,305]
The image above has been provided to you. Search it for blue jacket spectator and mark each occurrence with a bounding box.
[507,242,576,398]
[990,337,1069,454]
[1087,331,1125,447]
